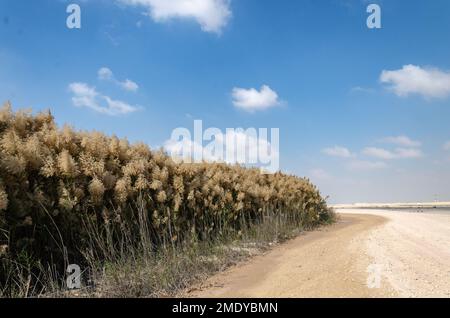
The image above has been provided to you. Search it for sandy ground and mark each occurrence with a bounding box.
[341,209,450,298]
[189,210,450,298]
[189,214,397,298]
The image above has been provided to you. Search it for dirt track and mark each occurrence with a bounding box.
[189,214,397,298]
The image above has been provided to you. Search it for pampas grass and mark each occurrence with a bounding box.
[0,102,334,297]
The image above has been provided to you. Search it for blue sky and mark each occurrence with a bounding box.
[1,0,450,203]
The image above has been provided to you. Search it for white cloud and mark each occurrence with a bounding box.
[363,147,396,160]
[380,64,450,99]
[164,129,279,172]
[347,160,387,171]
[232,85,281,112]
[69,82,139,115]
[363,147,423,160]
[98,67,113,81]
[322,146,353,158]
[380,135,421,147]
[119,0,232,34]
[220,130,279,167]
[98,67,139,92]
[120,79,139,92]
[443,141,450,151]
[394,148,423,159]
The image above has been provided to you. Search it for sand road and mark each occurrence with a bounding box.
[189,210,450,298]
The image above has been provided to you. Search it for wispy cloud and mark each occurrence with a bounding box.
[98,67,139,92]
[380,64,450,99]
[380,135,421,147]
[98,67,114,81]
[394,148,424,159]
[363,147,423,160]
[322,146,353,158]
[68,82,139,115]
[347,160,387,171]
[232,85,281,112]
[118,0,232,34]
[120,79,139,92]
[363,147,395,160]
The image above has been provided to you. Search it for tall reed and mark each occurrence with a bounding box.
[0,102,334,296]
